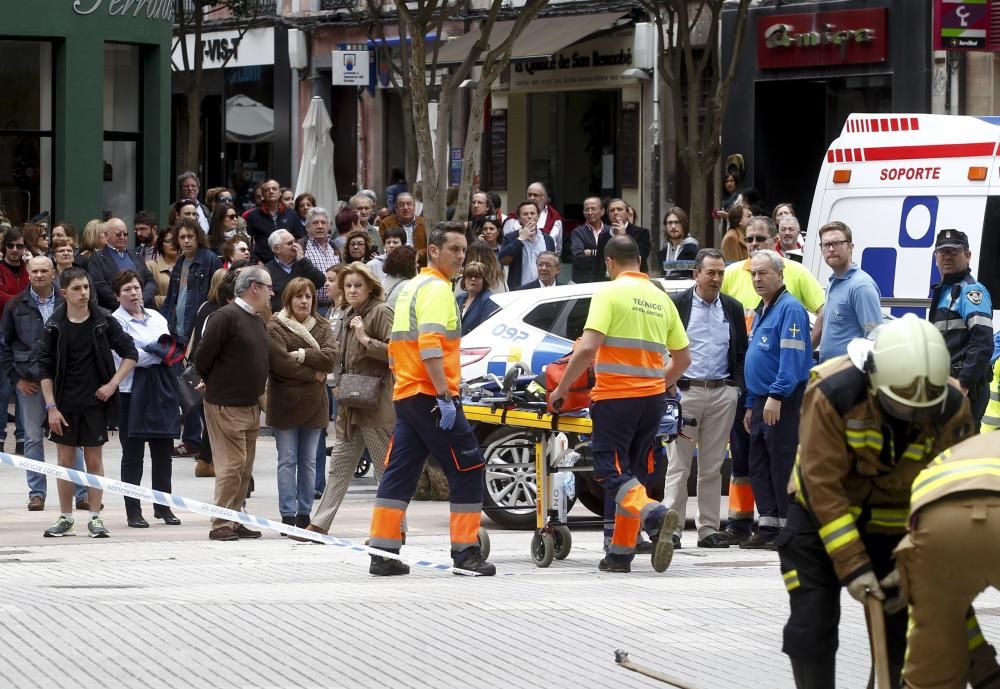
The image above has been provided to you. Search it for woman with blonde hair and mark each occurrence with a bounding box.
[465,240,506,292]
[77,219,108,268]
[299,262,394,539]
[457,261,499,336]
[267,277,337,530]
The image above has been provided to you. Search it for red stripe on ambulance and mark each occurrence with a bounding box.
[863,142,995,161]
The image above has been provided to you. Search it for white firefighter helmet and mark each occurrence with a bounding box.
[866,313,949,416]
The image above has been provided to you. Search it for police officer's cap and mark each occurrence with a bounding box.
[934,229,969,251]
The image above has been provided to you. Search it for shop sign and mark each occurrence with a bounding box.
[73,0,173,21]
[171,28,275,71]
[509,33,634,92]
[757,8,887,70]
[332,50,371,86]
[933,0,990,51]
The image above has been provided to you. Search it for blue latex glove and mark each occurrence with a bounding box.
[436,397,457,430]
[658,400,680,439]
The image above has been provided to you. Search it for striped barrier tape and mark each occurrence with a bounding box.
[0,452,480,576]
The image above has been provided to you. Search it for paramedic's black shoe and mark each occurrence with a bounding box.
[369,555,410,576]
[454,547,496,576]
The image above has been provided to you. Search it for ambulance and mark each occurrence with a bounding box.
[803,113,1000,319]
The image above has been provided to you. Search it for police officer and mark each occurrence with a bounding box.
[367,222,495,577]
[740,250,812,549]
[894,432,1000,689]
[780,314,974,689]
[550,235,691,573]
[929,228,993,425]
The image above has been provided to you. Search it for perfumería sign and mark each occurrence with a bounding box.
[757,8,888,69]
[73,0,173,21]
[171,29,275,71]
[509,33,634,92]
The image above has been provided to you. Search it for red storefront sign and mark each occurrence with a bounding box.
[757,8,888,69]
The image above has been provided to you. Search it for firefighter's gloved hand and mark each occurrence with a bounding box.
[435,396,457,430]
[846,571,884,605]
[879,569,906,615]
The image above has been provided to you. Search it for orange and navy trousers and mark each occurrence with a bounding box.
[591,393,668,562]
[369,394,485,560]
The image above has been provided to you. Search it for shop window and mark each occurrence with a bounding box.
[103,44,141,223]
[0,41,53,225]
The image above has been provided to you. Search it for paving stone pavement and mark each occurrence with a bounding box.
[0,436,997,688]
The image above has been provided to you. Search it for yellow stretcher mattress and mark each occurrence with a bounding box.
[461,404,593,433]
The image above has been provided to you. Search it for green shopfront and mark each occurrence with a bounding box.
[0,0,172,227]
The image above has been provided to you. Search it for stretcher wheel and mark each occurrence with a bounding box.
[552,526,572,560]
[477,527,491,560]
[531,532,554,568]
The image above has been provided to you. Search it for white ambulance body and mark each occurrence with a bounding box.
[803,113,1000,320]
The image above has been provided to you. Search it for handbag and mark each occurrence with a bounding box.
[177,363,204,415]
[334,372,382,410]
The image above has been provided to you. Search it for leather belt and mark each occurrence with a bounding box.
[677,378,728,390]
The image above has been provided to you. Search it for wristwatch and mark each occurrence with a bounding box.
[436,391,453,402]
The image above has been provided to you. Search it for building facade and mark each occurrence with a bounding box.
[0,0,172,228]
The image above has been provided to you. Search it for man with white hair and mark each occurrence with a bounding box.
[741,249,812,549]
[196,266,272,542]
[777,215,804,263]
[350,193,383,253]
[264,230,325,313]
[298,208,340,310]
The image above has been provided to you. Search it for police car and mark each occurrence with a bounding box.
[460,279,695,382]
[804,113,1000,322]
[461,278,699,529]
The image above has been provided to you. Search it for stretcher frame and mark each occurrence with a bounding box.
[463,402,599,567]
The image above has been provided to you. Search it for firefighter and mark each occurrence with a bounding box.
[367,222,495,576]
[550,235,691,573]
[780,314,975,689]
[894,432,1000,689]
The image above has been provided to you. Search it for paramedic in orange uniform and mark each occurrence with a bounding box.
[550,235,691,573]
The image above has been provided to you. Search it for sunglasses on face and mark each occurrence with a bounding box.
[746,236,769,244]
[225,213,238,219]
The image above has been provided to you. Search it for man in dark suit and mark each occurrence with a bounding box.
[264,230,325,313]
[500,200,555,289]
[513,252,564,290]
[597,198,651,273]
[87,217,157,310]
[570,196,609,283]
[662,248,748,549]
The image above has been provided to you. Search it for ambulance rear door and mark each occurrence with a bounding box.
[804,114,1000,319]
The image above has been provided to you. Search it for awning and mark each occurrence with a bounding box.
[435,12,630,65]
[225,94,273,144]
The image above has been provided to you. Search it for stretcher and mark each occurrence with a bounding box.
[463,400,596,567]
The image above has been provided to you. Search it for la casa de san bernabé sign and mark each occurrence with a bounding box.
[73,0,174,21]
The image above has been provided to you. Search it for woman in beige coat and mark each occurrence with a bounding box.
[266,277,336,530]
[305,262,395,536]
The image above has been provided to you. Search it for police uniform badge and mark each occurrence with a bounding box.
[967,290,984,305]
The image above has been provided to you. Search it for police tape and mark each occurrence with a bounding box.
[0,452,480,576]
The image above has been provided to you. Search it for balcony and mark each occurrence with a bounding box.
[320,0,356,9]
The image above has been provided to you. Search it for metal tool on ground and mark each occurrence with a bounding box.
[864,593,892,689]
[613,650,703,689]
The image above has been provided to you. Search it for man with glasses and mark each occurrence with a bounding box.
[929,228,993,426]
[816,221,881,363]
[196,267,272,542]
[177,171,211,233]
[263,229,324,314]
[350,193,384,253]
[87,217,156,310]
[514,252,563,290]
[719,216,825,546]
[298,208,340,310]
[246,179,298,264]
[0,227,29,456]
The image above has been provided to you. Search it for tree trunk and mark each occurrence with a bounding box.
[399,90,419,196]
[686,159,710,246]
[183,85,202,177]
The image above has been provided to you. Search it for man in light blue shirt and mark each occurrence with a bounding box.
[817,221,882,362]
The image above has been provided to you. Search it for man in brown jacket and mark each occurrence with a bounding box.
[196,266,271,541]
[378,193,426,254]
[779,314,974,689]
[894,432,1000,689]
